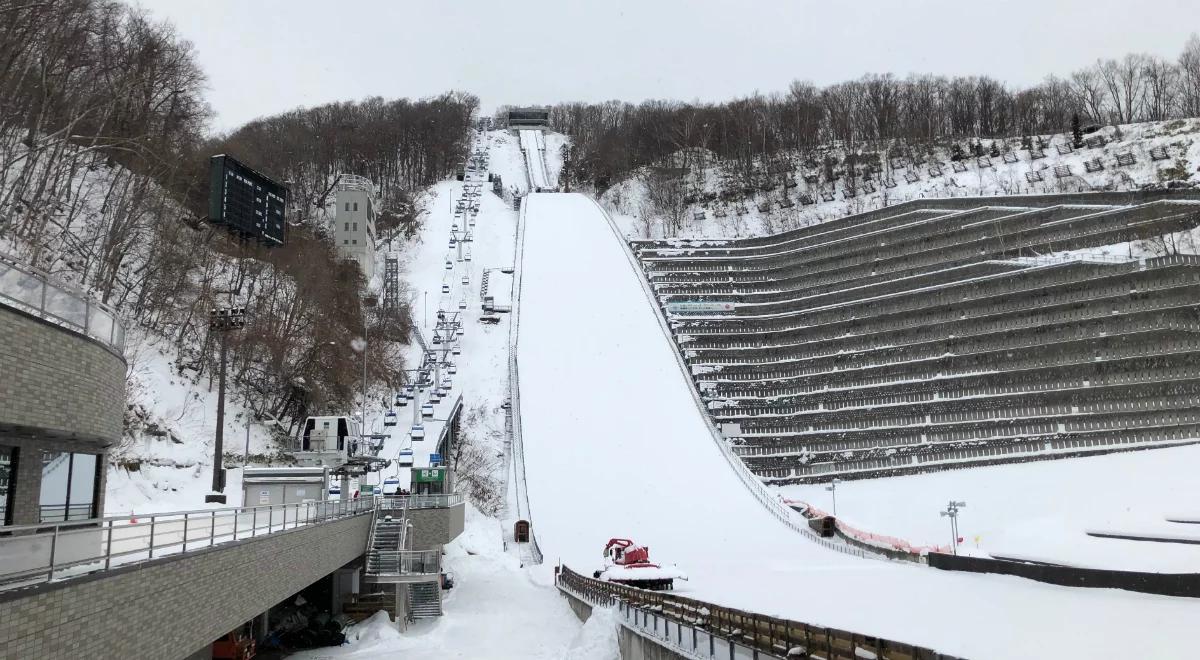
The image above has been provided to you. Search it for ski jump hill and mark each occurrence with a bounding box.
[514,191,1195,659]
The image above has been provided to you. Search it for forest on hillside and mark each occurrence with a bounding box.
[551,37,1200,187]
[0,0,475,431]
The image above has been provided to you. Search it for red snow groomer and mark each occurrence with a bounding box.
[592,538,687,591]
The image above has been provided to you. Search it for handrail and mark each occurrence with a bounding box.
[0,497,375,590]
[366,549,440,576]
[0,250,125,354]
[378,493,463,510]
[557,565,961,660]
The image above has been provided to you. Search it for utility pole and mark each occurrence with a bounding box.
[825,477,841,516]
[207,306,245,504]
[940,500,967,555]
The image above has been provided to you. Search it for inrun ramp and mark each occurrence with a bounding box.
[515,192,1195,660]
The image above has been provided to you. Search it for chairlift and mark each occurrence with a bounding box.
[445,260,453,270]
[447,363,457,374]
[398,450,415,466]
[452,223,459,231]
[461,275,469,286]
[458,300,467,310]
[411,424,426,440]
[465,250,472,262]
[395,393,405,406]
[441,283,450,294]
[449,237,457,247]
[382,477,401,495]
[384,411,398,427]
[452,345,462,355]
[404,385,415,399]
[421,403,435,418]
[456,327,465,337]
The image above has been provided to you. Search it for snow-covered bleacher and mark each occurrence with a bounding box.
[631,192,1200,482]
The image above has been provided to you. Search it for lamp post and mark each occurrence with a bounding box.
[825,477,841,517]
[940,500,967,555]
[207,306,246,504]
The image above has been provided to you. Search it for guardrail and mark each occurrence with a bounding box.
[0,498,375,591]
[0,250,125,354]
[366,549,441,576]
[378,493,464,510]
[557,566,959,660]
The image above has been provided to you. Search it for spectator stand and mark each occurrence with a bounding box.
[1084,158,1105,173]
[1025,170,1044,183]
[1150,145,1171,161]
[1115,151,1137,167]
[1054,164,1073,178]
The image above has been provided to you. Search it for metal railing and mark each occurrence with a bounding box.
[378,493,463,510]
[557,566,961,660]
[0,251,125,353]
[366,549,440,576]
[0,498,375,591]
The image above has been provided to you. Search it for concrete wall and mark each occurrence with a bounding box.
[0,512,371,660]
[0,305,125,444]
[407,503,465,550]
[558,587,689,660]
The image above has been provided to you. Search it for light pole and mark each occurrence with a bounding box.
[940,500,967,555]
[825,478,841,517]
[207,306,246,504]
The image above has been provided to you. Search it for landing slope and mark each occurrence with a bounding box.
[516,192,1195,660]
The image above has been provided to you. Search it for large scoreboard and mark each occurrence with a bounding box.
[208,154,287,246]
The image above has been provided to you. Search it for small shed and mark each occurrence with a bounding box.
[514,519,530,543]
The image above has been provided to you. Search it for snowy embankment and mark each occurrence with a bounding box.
[778,443,1200,573]
[515,192,1196,660]
[603,118,1200,240]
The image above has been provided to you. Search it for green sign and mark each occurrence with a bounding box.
[412,467,446,484]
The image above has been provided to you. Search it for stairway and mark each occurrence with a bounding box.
[408,582,442,618]
[366,514,407,573]
[342,592,396,623]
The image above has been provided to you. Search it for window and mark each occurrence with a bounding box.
[353,202,359,211]
[352,240,357,245]
[343,240,349,245]
[344,203,350,211]
[344,222,349,231]
[38,451,98,522]
[0,445,14,526]
[352,222,358,231]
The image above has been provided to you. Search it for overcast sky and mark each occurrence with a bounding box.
[138,0,1200,134]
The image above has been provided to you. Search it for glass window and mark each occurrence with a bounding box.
[344,202,350,211]
[353,202,359,211]
[352,222,358,231]
[39,451,98,523]
[344,222,349,231]
[0,445,14,527]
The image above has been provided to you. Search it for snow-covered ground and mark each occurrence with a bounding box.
[515,191,1196,660]
[289,504,598,660]
[603,118,1200,240]
[777,444,1200,573]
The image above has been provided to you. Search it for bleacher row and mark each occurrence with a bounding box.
[633,191,1200,483]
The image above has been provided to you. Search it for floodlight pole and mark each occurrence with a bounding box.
[940,500,967,555]
[207,307,245,504]
[825,477,841,517]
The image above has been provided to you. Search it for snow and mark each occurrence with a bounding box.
[777,444,1200,573]
[515,191,1197,660]
[520,130,554,190]
[288,504,584,660]
[603,118,1200,241]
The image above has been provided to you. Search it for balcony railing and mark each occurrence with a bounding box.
[0,498,375,591]
[0,251,125,354]
[378,493,463,510]
[366,549,440,577]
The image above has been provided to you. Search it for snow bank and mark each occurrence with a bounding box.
[560,607,619,660]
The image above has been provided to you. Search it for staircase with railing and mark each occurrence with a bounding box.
[363,503,444,619]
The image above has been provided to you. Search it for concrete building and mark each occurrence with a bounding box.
[0,251,125,529]
[334,174,378,281]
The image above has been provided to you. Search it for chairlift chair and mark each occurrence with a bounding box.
[451,345,462,355]
[411,424,426,440]
[458,300,467,310]
[421,403,435,418]
[384,411,398,427]
[441,284,450,294]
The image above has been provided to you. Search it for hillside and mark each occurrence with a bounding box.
[601,119,1200,240]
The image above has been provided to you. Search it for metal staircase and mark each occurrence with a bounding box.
[408,582,443,618]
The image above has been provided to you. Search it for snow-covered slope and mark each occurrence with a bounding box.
[604,118,1200,240]
[515,191,1196,660]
